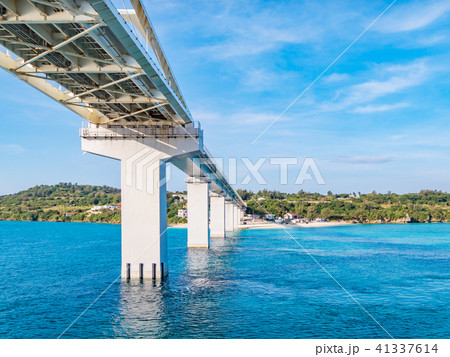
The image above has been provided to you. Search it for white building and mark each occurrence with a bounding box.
[284,212,298,220]
[90,205,120,214]
[177,209,188,219]
[245,214,260,220]
[264,214,275,220]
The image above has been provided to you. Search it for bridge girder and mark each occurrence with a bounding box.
[0,0,191,126]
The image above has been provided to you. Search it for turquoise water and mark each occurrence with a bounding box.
[0,221,448,339]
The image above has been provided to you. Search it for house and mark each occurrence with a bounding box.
[179,195,187,202]
[177,209,188,219]
[89,205,120,214]
[264,214,275,220]
[245,214,260,220]
[284,212,298,220]
[65,212,75,217]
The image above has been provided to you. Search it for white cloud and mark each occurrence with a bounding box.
[378,0,450,33]
[229,112,278,125]
[323,73,349,83]
[0,144,25,154]
[243,69,277,90]
[320,60,432,113]
[336,155,392,164]
[196,25,315,59]
[190,109,224,123]
[240,68,297,92]
[348,61,428,102]
[390,134,406,141]
[352,102,409,114]
[415,34,447,46]
[192,107,277,125]
[189,1,328,60]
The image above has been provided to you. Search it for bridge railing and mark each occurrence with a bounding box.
[80,125,200,138]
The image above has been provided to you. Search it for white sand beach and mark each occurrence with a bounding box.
[171,221,355,230]
[295,221,354,228]
[240,221,354,229]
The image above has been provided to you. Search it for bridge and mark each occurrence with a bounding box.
[0,0,246,279]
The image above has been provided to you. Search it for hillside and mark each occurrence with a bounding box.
[1,183,450,224]
[0,183,188,224]
[241,189,450,223]
[0,183,121,223]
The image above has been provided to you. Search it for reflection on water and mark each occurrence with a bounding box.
[0,222,449,338]
[116,281,168,338]
[115,237,241,338]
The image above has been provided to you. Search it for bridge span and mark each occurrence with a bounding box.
[0,0,245,279]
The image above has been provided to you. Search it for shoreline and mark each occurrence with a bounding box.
[1,219,449,228]
[239,221,355,229]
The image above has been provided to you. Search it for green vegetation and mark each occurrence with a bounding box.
[1,183,450,224]
[167,191,187,224]
[240,189,450,223]
[0,183,121,223]
[0,183,188,224]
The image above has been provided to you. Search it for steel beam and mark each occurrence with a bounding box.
[105,103,166,123]
[0,0,19,16]
[64,72,143,101]
[15,23,102,69]
[0,50,105,124]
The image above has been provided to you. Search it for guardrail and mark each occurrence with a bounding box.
[80,126,200,138]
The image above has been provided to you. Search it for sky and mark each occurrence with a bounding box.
[1,0,450,195]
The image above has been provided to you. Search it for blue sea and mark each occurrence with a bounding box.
[0,221,448,339]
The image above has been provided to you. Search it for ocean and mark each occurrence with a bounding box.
[0,221,448,338]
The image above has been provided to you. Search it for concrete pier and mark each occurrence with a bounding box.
[121,155,169,279]
[233,205,240,229]
[210,194,226,238]
[225,201,235,232]
[81,126,199,279]
[186,177,211,248]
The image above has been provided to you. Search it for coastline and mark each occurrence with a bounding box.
[1,219,449,228]
[239,221,355,229]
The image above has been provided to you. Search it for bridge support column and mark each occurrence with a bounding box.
[233,205,240,229]
[186,177,211,248]
[210,194,226,238]
[120,157,169,279]
[81,126,201,279]
[225,201,235,232]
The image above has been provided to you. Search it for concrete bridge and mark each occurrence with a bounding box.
[0,0,246,279]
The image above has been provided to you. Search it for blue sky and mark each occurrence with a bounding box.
[1,0,450,195]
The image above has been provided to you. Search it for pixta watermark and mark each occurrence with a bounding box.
[125,150,325,194]
[188,156,325,186]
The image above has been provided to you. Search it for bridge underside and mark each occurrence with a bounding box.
[0,0,190,126]
[0,0,245,279]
